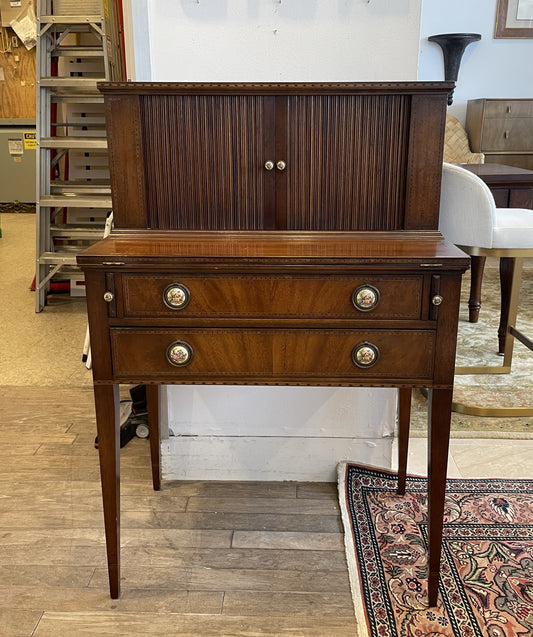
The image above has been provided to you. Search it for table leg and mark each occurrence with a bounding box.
[498,257,515,355]
[468,255,486,323]
[146,384,161,491]
[426,387,452,608]
[397,387,412,496]
[94,383,121,599]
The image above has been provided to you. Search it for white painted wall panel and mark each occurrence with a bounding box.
[162,435,393,482]
[148,0,422,83]
[167,386,396,439]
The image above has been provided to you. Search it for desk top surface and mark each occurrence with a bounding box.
[78,231,469,270]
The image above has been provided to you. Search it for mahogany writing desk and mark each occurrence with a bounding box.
[78,82,469,607]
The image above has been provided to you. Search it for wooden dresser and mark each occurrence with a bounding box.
[77,82,469,607]
[466,98,533,170]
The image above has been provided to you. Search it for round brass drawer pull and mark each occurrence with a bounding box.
[166,340,193,367]
[432,295,443,306]
[163,283,190,310]
[352,285,380,312]
[264,160,275,171]
[103,291,114,303]
[352,341,380,368]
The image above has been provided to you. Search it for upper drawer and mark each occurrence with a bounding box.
[483,100,533,119]
[119,274,425,320]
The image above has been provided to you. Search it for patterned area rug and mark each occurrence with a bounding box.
[339,462,533,637]
[410,264,533,438]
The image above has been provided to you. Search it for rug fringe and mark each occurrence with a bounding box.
[337,461,370,637]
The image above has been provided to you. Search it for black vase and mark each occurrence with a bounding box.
[428,33,481,105]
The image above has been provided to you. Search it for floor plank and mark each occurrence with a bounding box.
[0,609,42,637]
[33,611,356,637]
[89,565,351,592]
[0,383,357,635]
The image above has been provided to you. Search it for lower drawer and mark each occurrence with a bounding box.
[110,328,435,382]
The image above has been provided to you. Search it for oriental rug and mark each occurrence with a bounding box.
[338,462,533,637]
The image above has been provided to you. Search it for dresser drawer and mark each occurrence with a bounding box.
[119,274,425,320]
[482,100,533,119]
[110,327,435,381]
[481,119,533,152]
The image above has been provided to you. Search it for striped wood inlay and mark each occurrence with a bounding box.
[141,95,267,230]
[285,95,409,230]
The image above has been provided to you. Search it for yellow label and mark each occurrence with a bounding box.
[104,0,109,19]
[23,132,36,150]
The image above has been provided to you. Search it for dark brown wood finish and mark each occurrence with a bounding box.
[397,387,412,496]
[104,95,147,229]
[100,82,452,232]
[146,384,161,492]
[80,82,468,610]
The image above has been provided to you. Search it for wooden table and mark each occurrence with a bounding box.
[79,230,468,606]
[462,163,533,352]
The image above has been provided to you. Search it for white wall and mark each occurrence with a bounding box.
[148,0,422,82]
[125,0,424,481]
[419,0,533,122]
[121,1,152,81]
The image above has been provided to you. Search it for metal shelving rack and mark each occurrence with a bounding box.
[35,0,124,311]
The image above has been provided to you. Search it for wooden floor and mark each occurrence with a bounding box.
[0,386,357,636]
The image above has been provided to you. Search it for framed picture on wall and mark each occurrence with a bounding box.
[495,0,533,37]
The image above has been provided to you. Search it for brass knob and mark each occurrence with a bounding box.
[352,342,380,368]
[432,295,443,306]
[103,291,114,303]
[276,160,286,171]
[352,285,380,312]
[163,283,190,310]
[264,160,275,171]
[166,341,193,367]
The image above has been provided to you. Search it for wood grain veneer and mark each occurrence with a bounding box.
[78,82,469,611]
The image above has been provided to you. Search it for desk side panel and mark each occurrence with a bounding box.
[104,95,148,229]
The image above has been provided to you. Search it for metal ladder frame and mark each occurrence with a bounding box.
[35,0,118,311]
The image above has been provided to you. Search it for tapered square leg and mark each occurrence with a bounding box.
[146,384,161,491]
[426,387,453,608]
[93,383,121,599]
[397,387,412,495]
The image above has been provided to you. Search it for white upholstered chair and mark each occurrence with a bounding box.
[438,162,533,416]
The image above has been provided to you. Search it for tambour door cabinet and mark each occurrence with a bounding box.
[77,82,469,607]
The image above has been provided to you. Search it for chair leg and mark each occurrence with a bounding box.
[498,257,514,355]
[468,255,486,323]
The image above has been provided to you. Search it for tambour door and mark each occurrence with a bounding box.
[281,94,411,230]
[139,94,276,230]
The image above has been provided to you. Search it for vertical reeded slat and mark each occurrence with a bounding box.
[285,95,409,230]
[140,95,266,230]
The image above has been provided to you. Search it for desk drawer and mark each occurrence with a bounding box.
[110,327,435,381]
[120,274,425,320]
